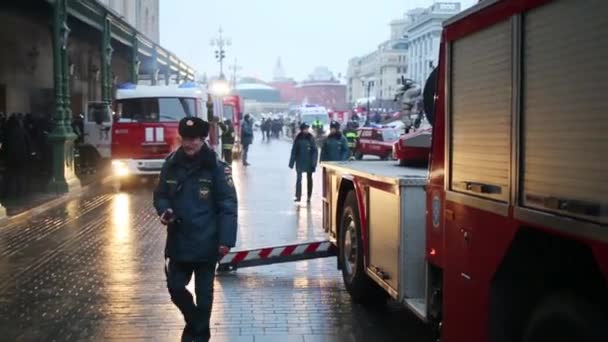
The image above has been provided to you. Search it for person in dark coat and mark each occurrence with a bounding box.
[289,122,318,203]
[154,117,238,342]
[262,118,271,141]
[3,114,30,199]
[219,119,235,164]
[240,114,254,166]
[320,121,349,162]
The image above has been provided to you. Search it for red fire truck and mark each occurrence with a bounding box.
[321,1,607,341]
[217,1,606,340]
[110,82,208,185]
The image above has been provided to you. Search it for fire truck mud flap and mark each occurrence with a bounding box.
[217,240,336,272]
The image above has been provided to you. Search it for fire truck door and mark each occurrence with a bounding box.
[84,102,112,158]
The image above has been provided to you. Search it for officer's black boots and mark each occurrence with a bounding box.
[181,324,194,342]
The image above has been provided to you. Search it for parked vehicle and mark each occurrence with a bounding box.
[110,82,208,186]
[353,126,400,160]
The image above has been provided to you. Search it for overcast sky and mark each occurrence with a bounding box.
[159,0,477,82]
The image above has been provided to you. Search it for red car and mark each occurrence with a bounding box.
[353,126,401,160]
[392,127,432,165]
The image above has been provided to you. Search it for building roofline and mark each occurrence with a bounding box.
[444,0,501,26]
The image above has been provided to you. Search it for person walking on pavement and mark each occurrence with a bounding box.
[241,114,253,166]
[154,117,238,342]
[320,121,349,162]
[289,122,318,203]
[240,114,254,166]
[219,119,234,164]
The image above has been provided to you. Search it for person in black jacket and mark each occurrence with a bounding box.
[219,119,235,164]
[3,114,30,200]
[320,121,349,162]
[289,122,318,203]
[154,117,238,342]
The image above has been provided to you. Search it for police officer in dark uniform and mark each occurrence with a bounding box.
[320,121,349,162]
[154,117,238,342]
[219,119,235,164]
[289,122,318,203]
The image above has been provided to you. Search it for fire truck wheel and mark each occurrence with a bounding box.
[354,151,363,160]
[523,293,608,342]
[339,191,387,305]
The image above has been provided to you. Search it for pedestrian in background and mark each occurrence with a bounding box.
[240,114,254,166]
[289,122,318,203]
[154,117,237,342]
[320,121,349,162]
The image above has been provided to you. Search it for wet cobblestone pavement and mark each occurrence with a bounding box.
[0,139,432,342]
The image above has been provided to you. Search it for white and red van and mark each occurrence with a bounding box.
[110,82,207,181]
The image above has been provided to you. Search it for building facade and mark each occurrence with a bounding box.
[96,0,159,43]
[346,25,409,110]
[346,41,408,110]
[405,2,461,85]
[0,0,193,217]
[345,2,463,110]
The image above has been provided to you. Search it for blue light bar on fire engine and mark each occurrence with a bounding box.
[179,81,198,88]
[117,82,137,90]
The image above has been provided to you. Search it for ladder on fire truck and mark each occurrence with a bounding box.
[217,240,336,272]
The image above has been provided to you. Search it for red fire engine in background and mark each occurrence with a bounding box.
[219,1,608,341]
[110,82,210,187]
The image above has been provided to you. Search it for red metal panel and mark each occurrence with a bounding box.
[352,178,368,257]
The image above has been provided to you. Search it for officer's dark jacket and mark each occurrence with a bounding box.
[241,119,254,145]
[289,132,318,173]
[154,146,238,262]
[320,132,349,162]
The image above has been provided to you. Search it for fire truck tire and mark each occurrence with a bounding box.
[354,151,363,160]
[339,191,387,305]
[523,293,608,342]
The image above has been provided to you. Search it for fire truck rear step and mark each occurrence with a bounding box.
[404,297,427,321]
[217,240,336,272]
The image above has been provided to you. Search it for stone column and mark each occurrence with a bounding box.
[151,49,158,85]
[47,0,80,193]
[130,33,140,83]
[101,16,113,103]
[164,68,171,85]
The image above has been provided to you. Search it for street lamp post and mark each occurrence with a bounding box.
[361,78,372,126]
[210,27,231,80]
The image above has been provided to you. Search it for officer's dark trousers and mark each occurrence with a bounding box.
[242,144,250,164]
[222,148,232,164]
[165,258,216,341]
[295,171,313,200]
[5,165,27,199]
